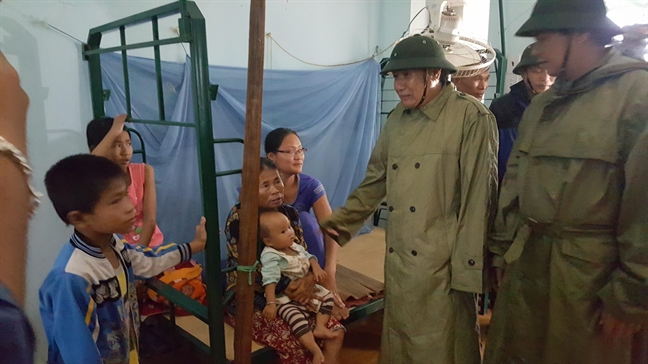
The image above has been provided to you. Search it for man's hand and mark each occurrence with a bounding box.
[600,312,641,340]
[322,228,339,238]
[262,303,277,320]
[284,274,316,306]
[0,51,29,153]
[490,267,504,292]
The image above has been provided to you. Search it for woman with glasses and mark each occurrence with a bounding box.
[265,128,348,318]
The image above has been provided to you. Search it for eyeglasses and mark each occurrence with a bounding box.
[276,148,308,156]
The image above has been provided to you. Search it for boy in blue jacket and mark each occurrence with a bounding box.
[40,154,207,363]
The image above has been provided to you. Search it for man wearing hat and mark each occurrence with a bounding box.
[485,0,648,363]
[321,35,498,364]
[453,69,491,101]
[489,43,555,182]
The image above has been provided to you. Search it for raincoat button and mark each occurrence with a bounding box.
[410,206,416,212]
[415,162,420,169]
[388,206,394,212]
[411,250,418,256]
[468,259,475,266]
[404,109,411,115]
[389,247,394,253]
[392,163,398,170]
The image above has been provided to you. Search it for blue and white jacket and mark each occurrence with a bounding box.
[39,232,192,364]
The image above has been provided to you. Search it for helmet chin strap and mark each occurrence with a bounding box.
[526,76,538,96]
[558,34,573,79]
[414,69,430,109]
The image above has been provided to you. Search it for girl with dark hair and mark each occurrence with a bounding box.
[86,114,163,248]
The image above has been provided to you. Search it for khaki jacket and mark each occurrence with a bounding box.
[486,51,648,364]
[322,84,498,363]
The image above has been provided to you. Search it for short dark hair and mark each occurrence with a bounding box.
[264,128,298,154]
[440,69,451,85]
[260,157,278,172]
[45,154,127,224]
[258,210,286,259]
[86,117,130,152]
[259,210,277,239]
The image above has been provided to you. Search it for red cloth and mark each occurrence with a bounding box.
[226,311,344,364]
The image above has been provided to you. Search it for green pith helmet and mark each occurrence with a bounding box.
[516,0,622,37]
[381,35,458,75]
[513,43,544,75]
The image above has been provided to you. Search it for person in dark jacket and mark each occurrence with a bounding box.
[489,43,555,182]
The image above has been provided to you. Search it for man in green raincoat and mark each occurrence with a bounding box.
[321,35,498,364]
[485,1,648,363]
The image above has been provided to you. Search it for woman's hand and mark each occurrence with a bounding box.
[262,303,277,320]
[323,266,346,307]
[284,274,316,306]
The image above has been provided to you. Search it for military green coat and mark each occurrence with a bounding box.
[485,51,648,364]
[322,84,498,364]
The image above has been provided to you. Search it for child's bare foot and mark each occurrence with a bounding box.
[312,326,339,339]
[311,348,325,364]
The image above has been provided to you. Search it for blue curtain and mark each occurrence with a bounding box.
[101,53,381,263]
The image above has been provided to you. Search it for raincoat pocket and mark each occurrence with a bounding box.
[558,235,618,301]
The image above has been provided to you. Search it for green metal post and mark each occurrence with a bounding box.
[184,3,226,362]
[88,2,182,35]
[495,49,508,97]
[85,33,106,119]
[84,3,242,361]
[152,17,166,121]
[84,38,185,56]
[498,0,506,57]
[126,127,147,164]
[120,26,132,117]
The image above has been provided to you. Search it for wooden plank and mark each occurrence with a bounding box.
[164,315,266,361]
[234,0,266,362]
[336,227,386,284]
[336,265,383,301]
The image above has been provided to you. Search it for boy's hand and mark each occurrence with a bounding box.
[189,217,207,254]
[262,304,277,320]
[312,264,327,283]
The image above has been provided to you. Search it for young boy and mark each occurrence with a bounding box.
[40,154,207,363]
[260,211,338,364]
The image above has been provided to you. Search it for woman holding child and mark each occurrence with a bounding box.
[265,128,347,314]
[224,158,344,364]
